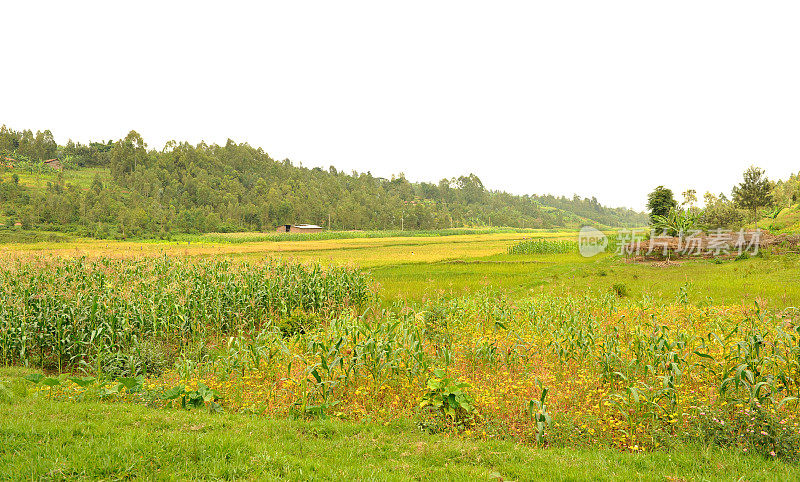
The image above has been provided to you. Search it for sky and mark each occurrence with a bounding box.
[4,1,800,210]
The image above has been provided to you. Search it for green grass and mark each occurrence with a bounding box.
[0,229,76,244]
[0,167,111,192]
[763,203,800,233]
[1,391,797,480]
[372,251,800,307]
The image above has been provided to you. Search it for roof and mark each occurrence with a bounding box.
[294,224,322,229]
[43,159,63,169]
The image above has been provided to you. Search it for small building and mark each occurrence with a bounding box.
[43,159,63,170]
[276,224,323,234]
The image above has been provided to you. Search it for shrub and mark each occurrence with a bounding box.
[611,283,628,297]
[276,308,319,337]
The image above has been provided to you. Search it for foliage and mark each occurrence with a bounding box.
[23,285,800,459]
[692,404,800,461]
[527,379,552,443]
[0,258,371,370]
[161,383,223,412]
[4,235,800,462]
[646,186,677,224]
[770,170,800,209]
[651,207,700,236]
[700,192,745,230]
[420,368,477,429]
[733,166,774,225]
[611,282,628,297]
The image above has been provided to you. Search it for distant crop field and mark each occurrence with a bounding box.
[0,167,111,192]
[3,230,799,305]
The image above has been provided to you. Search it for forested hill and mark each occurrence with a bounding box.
[0,126,647,237]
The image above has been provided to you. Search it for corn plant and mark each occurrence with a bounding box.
[508,238,577,255]
[527,379,552,443]
[0,257,372,371]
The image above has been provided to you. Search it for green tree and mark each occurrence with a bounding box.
[681,189,697,208]
[34,130,58,160]
[700,192,743,230]
[110,131,147,179]
[646,186,677,224]
[732,166,773,228]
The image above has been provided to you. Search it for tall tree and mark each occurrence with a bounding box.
[110,130,147,179]
[646,186,677,224]
[681,189,697,208]
[732,166,773,228]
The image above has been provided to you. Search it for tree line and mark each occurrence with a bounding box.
[0,125,647,238]
[646,166,800,234]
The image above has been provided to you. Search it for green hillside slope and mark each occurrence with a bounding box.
[1,125,646,238]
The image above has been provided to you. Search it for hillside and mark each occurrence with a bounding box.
[759,203,800,233]
[0,126,647,238]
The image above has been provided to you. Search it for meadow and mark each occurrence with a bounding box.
[2,231,800,480]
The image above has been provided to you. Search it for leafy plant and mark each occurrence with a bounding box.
[419,368,476,428]
[651,208,700,237]
[160,383,222,412]
[23,373,61,399]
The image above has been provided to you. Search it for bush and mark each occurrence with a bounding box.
[611,283,628,297]
[276,308,319,337]
[134,340,176,376]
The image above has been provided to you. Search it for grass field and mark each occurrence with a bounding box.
[763,204,800,233]
[2,373,798,481]
[0,167,111,192]
[2,230,800,480]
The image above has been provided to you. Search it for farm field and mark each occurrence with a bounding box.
[0,166,111,192]
[2,231,800,480]
[6,3,800,480]
[4,230,799,306]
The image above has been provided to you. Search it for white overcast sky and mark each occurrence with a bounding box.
[4,1,800,210]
